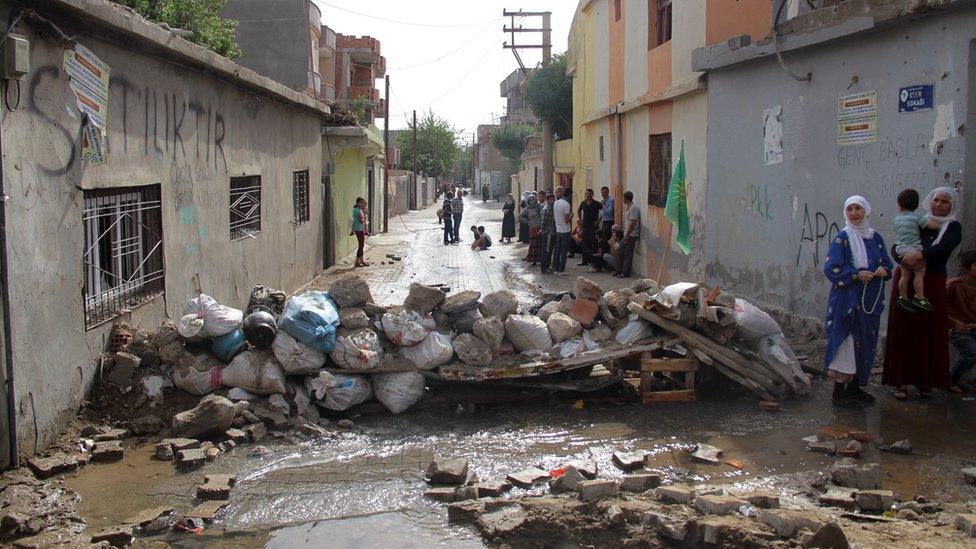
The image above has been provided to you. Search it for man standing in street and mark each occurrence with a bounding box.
[577,188,602,267]
[451,190,464,243]
[482,184,489,203]
[614,191,640,278]
[540,190,556,274]
[600,186,614,236]
[552,188,573,274]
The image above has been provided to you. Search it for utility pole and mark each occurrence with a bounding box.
[383,74,390,233]
[503,9,553,192]
[412,110,418,210]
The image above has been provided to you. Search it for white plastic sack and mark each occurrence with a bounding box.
[173,364,221,396]
[651,283,700,310]
[330,329,383,370]
[306,371,373,411]
[615,317,656,344]
[505,314,554,352]
[381,310,430,347]
[733,298,782,341]
[755,334,811,394]
[558,337,587,358]
[227,387,258,401]
[221,350,287,395]
[272,331,326,375]
[400,331,454,370]
[179,294,243,338]
[372,371,426,415]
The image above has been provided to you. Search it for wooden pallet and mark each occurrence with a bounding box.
[639,355,698,403]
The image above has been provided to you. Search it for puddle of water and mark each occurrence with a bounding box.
[265,512,483,549]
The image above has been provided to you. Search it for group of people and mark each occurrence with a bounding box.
[822,186,974,408]
[438,189,466,246]
[499,186,643,278]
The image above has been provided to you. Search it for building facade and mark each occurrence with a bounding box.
[500,69,537,125]
[334,34,387,124]
[475,124,511,199]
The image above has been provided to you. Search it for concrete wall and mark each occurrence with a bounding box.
[222,0,311,91]
[4,3,324,456]
[704,9,974,318]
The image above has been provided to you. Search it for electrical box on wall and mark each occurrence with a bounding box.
[0,35,29,80]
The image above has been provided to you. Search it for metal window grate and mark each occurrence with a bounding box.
[599,136,605,162]
[230,175,262,241]
[293,170,310,225]
[648,133,672,207]
[656,0,673,47]
[83,185,165,330]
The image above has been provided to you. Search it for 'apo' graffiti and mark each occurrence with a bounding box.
[795,203,840,268]
[27,66,229,175]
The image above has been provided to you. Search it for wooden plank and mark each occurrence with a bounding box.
[641,358,699,373]
[642,390,697,403]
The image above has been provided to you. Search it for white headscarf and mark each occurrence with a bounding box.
[843,195,874,270]
[922,186,957,245]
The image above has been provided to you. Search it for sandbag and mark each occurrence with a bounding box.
[400,331,454,370]
[733,298,782,341]
[279,291,340,352]
[615,317,656,344]
[272,331,326,375]
[453,333,492,366]
[306,371,373,411]
[172,363,222,396]
[505,314,554,352]
[558,337,587,358]
[547,312,582,343]
[221,350,287,395]
[372,371,426,415]
[754,334,811,394]
[178,294,243,338]
[479,290,518,320]
[171,395,246,438]
[381,310,430,347]
[473,316,505,351]
[330,328,383,370]
[329,275,373,308]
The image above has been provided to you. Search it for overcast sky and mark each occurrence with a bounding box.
[313,0,574,143]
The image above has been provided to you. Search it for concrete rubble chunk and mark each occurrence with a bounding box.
[547,312,582,343]
[612,451,646,471]
[606,504,624,525]
[548,466,586,493]
[329,275,373,308]
[802,521,850,549]
[690,443,723,464]
[427,456,470,486]
[566,459,598,479]
[27,454,80,479]
[831,460,881,489]
[578,479,618,502]
[473,480,512,497]
[424,487,457,502]
[574,277,604,302]
[338,307,370,330]
[479,290,519,320]
[162,438,200,451]
[204,474,237,487]
[807,440,836,455]
[298,422,330,437]
[620,473,662,492]
[695,494,748,515]
[759,509,825,538]
[127,415,164,436]
[93,428,130,442]
[963,467,976,485]
[506,467,550,489]
[745,492,780,509]
[217,440,237,453]
[955,514,976,537]
[472,316,505,351]
[656,484,696,504]
[125,506,174,528]
[187,500,227,521]
[172,395,241,439]
[453,485,479,502]
[447,500,487,524]
[197,481,232,501]
[176,448,207,469]
[836,439,863,458]
[154,442,174,461]
[92,440,124,462]
[880,439,912,454]
[404,283,446,315]
[476,507,527,538]
[225,429,249,444]
[453,333,493,366]
[818,487,857,510]
[107,352,141,386]
[244,422,268,443]
[90,525,134,547]
[441,290,481,315]
[855,490,894,512]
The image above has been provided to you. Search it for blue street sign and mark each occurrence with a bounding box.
[898,85,933,113]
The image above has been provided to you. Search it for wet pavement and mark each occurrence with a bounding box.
[61,194,976,546]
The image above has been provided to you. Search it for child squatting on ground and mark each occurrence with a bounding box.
[893,189,939,313]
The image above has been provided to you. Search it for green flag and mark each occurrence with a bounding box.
[664,141,692,254]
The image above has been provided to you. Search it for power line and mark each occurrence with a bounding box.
[412,42,497,111]
[316,1,498,28]
[387,19,501,70]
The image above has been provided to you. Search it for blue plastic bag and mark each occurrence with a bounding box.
[278,291,340,353]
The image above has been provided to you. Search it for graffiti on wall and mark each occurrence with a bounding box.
[794,203,840,268]
[747,184,774,220]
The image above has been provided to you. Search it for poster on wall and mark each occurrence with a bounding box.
[762,105,784,165]
[64,44,111,164]
[837,91,877,146]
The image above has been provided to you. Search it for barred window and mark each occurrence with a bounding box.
[230,175,262,241]
[293,170,310,225]
[648,133,672,207]
[83,185,164,330]
[655,0,673,48]
[599,136,605,162]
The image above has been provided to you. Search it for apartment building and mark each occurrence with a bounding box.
[334,34,387,124]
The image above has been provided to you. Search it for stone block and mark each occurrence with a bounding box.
[955,514,976,537]
[695,494,748,515]
[404,283,446,315]
[154,442,174,461]
[690,444,723,464]
[745,492,780,509]
[447,500,487,524]
[620,473,662,492]
[578,479,618,502]
[453,486,479,502]
[186,500,227,521]
[204,474,237,487]
[963,468,976,485]
[107,352,141,386]
[162,437,200,452]
[612,451,646,471]
[196,482,231,501]
[855,490,894,512]
[243,422,267,443]
[818,487,857,510]
[125,506,173,528]
[656,484,695,504]
[801,521,849,549]
[225,428,249,444]
[565,459,597,479]
[759,509,825,538]
[807,440,836,455]
[93,428,131,442]
[506,467,549,488]
[425,487,457,502]
[27,454,80,479]
[606,504,624,525]
[176,448,207,469]
[473,480,511,497]
[831,459,881,489]
[92,441,124,462]
[90,525,134,547]
[548,466,586,493]
[567,297,599,327]
[427,456,470,486]
[217,440,236,453]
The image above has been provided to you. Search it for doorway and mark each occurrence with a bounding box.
[323,175,334,269]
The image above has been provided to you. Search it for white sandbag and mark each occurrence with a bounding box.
[547,312,582,343]
[505,314,554,352]
[755,334,811,394]
[381,310,430,347]
[651,282,700,310]
[272,331,326,375]
[330,329,383,370]
[615,317,655,344]
[179,294,243,338]
[173,364,221,396]
[221,350,287,395]
[400,331,454,370]
[372,371,426,415]
[732,298,782,341]
[306,371,373,411]
[227,387,258,401]
[558,337,587,358]
[290,380,320,422]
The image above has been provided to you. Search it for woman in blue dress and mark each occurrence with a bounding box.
[823,196,893,408]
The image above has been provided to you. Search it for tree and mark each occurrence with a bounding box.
[349,98,371,126]
[491,123,536,169]
[395,111,460,180]
[113,0,243,59]
[524,54,573,140]
[449,145,473,184]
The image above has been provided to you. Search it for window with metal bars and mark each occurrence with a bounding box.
[599,136,605,162]
[648,133,672,207]
[230,175,262,241]
[293,170,310,225]
[83,185,164,330]
[614,0,621,21]
[653,0,672,48]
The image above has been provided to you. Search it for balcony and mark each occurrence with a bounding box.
[319,25,336,52]
[321,82,336,101]
[347,86,380,103]
[308,70,321,95]
[337,34,382,64]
